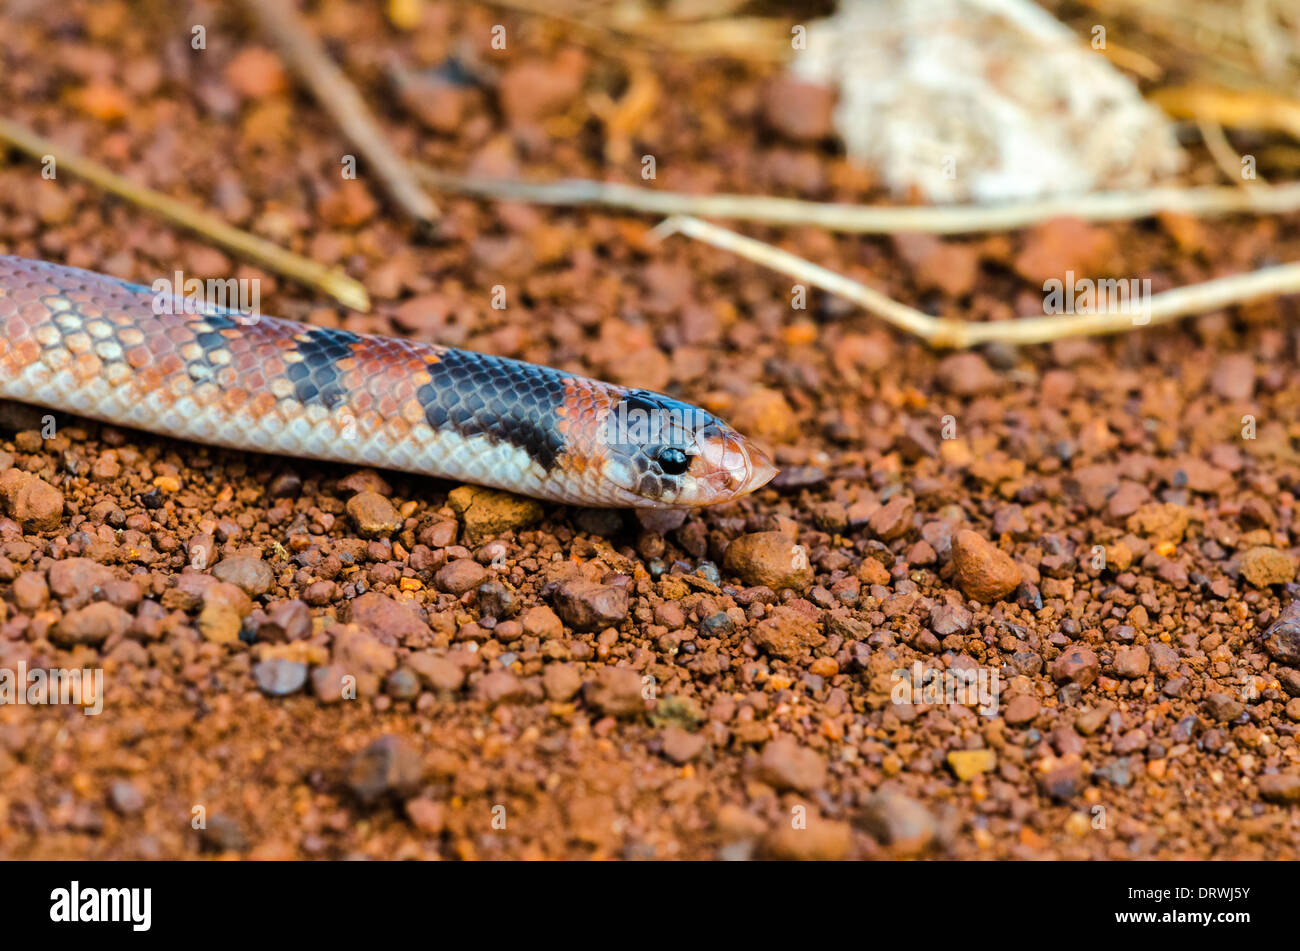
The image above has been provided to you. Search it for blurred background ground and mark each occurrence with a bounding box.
[1,0,1300,859]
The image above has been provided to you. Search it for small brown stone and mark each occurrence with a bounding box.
[761,816,852,860]
[1114,645,1150,680]
[947,749,996,781]
[407,652,464,692]
[1202,693,1244,723]
[0,468,64,532]
[1003,694,1040,725]
[1038,756,1084,801]
[51,601,130,647]
[405,797,446,834]
[951,530,1021,603]
[332,625,398,696]
[11,571,48,610]
[198,582,253,644]
[212,554,274,597]
[1263,602,1300,665]
[583,667,645,718]
[1051,645,1099,686]
[475,669,531,705]
[722,532,814,592]
[256,599,311,643]
[660,727,706,764]
[758,737,827,793]
[1258,772,1300,804]
[344,591,428,643]
[751,606,826,660]
[868,496,915,542]
[549,579,629,632]
[344,735,424,805]
[861,790,936,856]
[447,485,542,544]
[542,663,582,701]
[1240,547,1297,587]
[345,491,402,538]
[521,604,564,640]
[1126,502,1190,544]
[434,558,488,595]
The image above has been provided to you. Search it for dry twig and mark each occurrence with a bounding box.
[654,215,1300,349]
[413,164,1300,234]
[245,0,439,225]
[481,0,790,60]
[1151,84,1300,140]
[0,116,370,311]
[1196,115,1265,185]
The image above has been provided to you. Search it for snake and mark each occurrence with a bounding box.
[0,256,777,508]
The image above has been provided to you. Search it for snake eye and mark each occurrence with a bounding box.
[656,446,690,475]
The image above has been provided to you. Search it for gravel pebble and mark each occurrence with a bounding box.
[861,790,937,856]
[751,605,826,660]
[762,816,852,860]
[332,625,398,696]
[1263,602,1300,665]
[583,667,645,718]
[51,601,130,647]
[344,591,428,643]
[0,468,64,531]
[929,602,972,636]
[660,727,706,764]
[408,652,465,692]
[1202,693,1244,723]
[1114,646,1150,680]
[344,735,424,805]
[758,737,827,793]
[946,749,996,781]
[549,579,629,632]
[212,554,274,597]
[107,780,145,816]
[475,669,532,705]
[542,663,582,702]
[1051,645,1100,686]
[197,581,253,644]
[521,604,564,640]
[1240,546,1296,587]
[434,558,488,594]
[447,485,542,543]
[1003,695,1040,725]
[951,530,1021,603]
[1258,773,1300,804]
[252,657,308,697]
[345,491,402,538]
[722,532,814,592]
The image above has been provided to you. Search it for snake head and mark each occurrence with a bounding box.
[597,390,777,507]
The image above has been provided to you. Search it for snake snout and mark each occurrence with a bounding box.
[695,427,778,499]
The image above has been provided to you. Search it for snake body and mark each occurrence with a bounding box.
[0,256,775,508]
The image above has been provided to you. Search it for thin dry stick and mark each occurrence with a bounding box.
[1197,115,1265,185]
[0,116,370,311]
[480,0,790,60]
[413,163,1300,234]
[654,215,1300,349]
[246,0,439,225]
